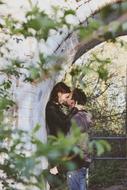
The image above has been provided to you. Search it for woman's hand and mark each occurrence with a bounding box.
[50,166,58,175]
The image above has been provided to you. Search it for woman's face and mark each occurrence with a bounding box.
[58,92,70,105]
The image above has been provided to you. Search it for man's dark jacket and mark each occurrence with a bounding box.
[70,110,92,168]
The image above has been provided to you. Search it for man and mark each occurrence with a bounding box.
[66,88,93,190]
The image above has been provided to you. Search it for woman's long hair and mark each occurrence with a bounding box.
[49,82,70,103]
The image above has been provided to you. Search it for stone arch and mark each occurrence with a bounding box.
[54,0,123,66]
[0,1,126,189]
[55,1,127,89]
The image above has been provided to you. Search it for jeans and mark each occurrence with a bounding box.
[67,167,87,190]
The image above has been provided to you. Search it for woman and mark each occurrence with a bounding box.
[45,82,78,189]
[46,82,77,136]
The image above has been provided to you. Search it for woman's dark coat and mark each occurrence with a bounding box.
[46,101,77,136]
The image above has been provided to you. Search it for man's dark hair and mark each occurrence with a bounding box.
[72,88,87,105]
[49,82,70,102]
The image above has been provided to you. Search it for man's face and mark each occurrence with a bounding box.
[66,93,76,108]
[58,92,70,105]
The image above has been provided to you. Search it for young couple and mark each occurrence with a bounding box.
[46,82,92,190]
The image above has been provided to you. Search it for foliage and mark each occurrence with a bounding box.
[0,120,111,189]
[66,48,126,135]
[89,160,127,188]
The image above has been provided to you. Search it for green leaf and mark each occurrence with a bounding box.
[28,66,40,80]
[99,140,111,152]
[26,6,40,17]
[79,19,100,40]
[32,124,41,134]
[64,9,75,16]
[39,53,45,67]
[100,5,114,20]
[97,66,109,81]
[1,80,12,89]
[103,31,115,41]
[0,97,15,110]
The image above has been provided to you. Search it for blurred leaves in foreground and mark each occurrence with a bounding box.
[0,122,111,189]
